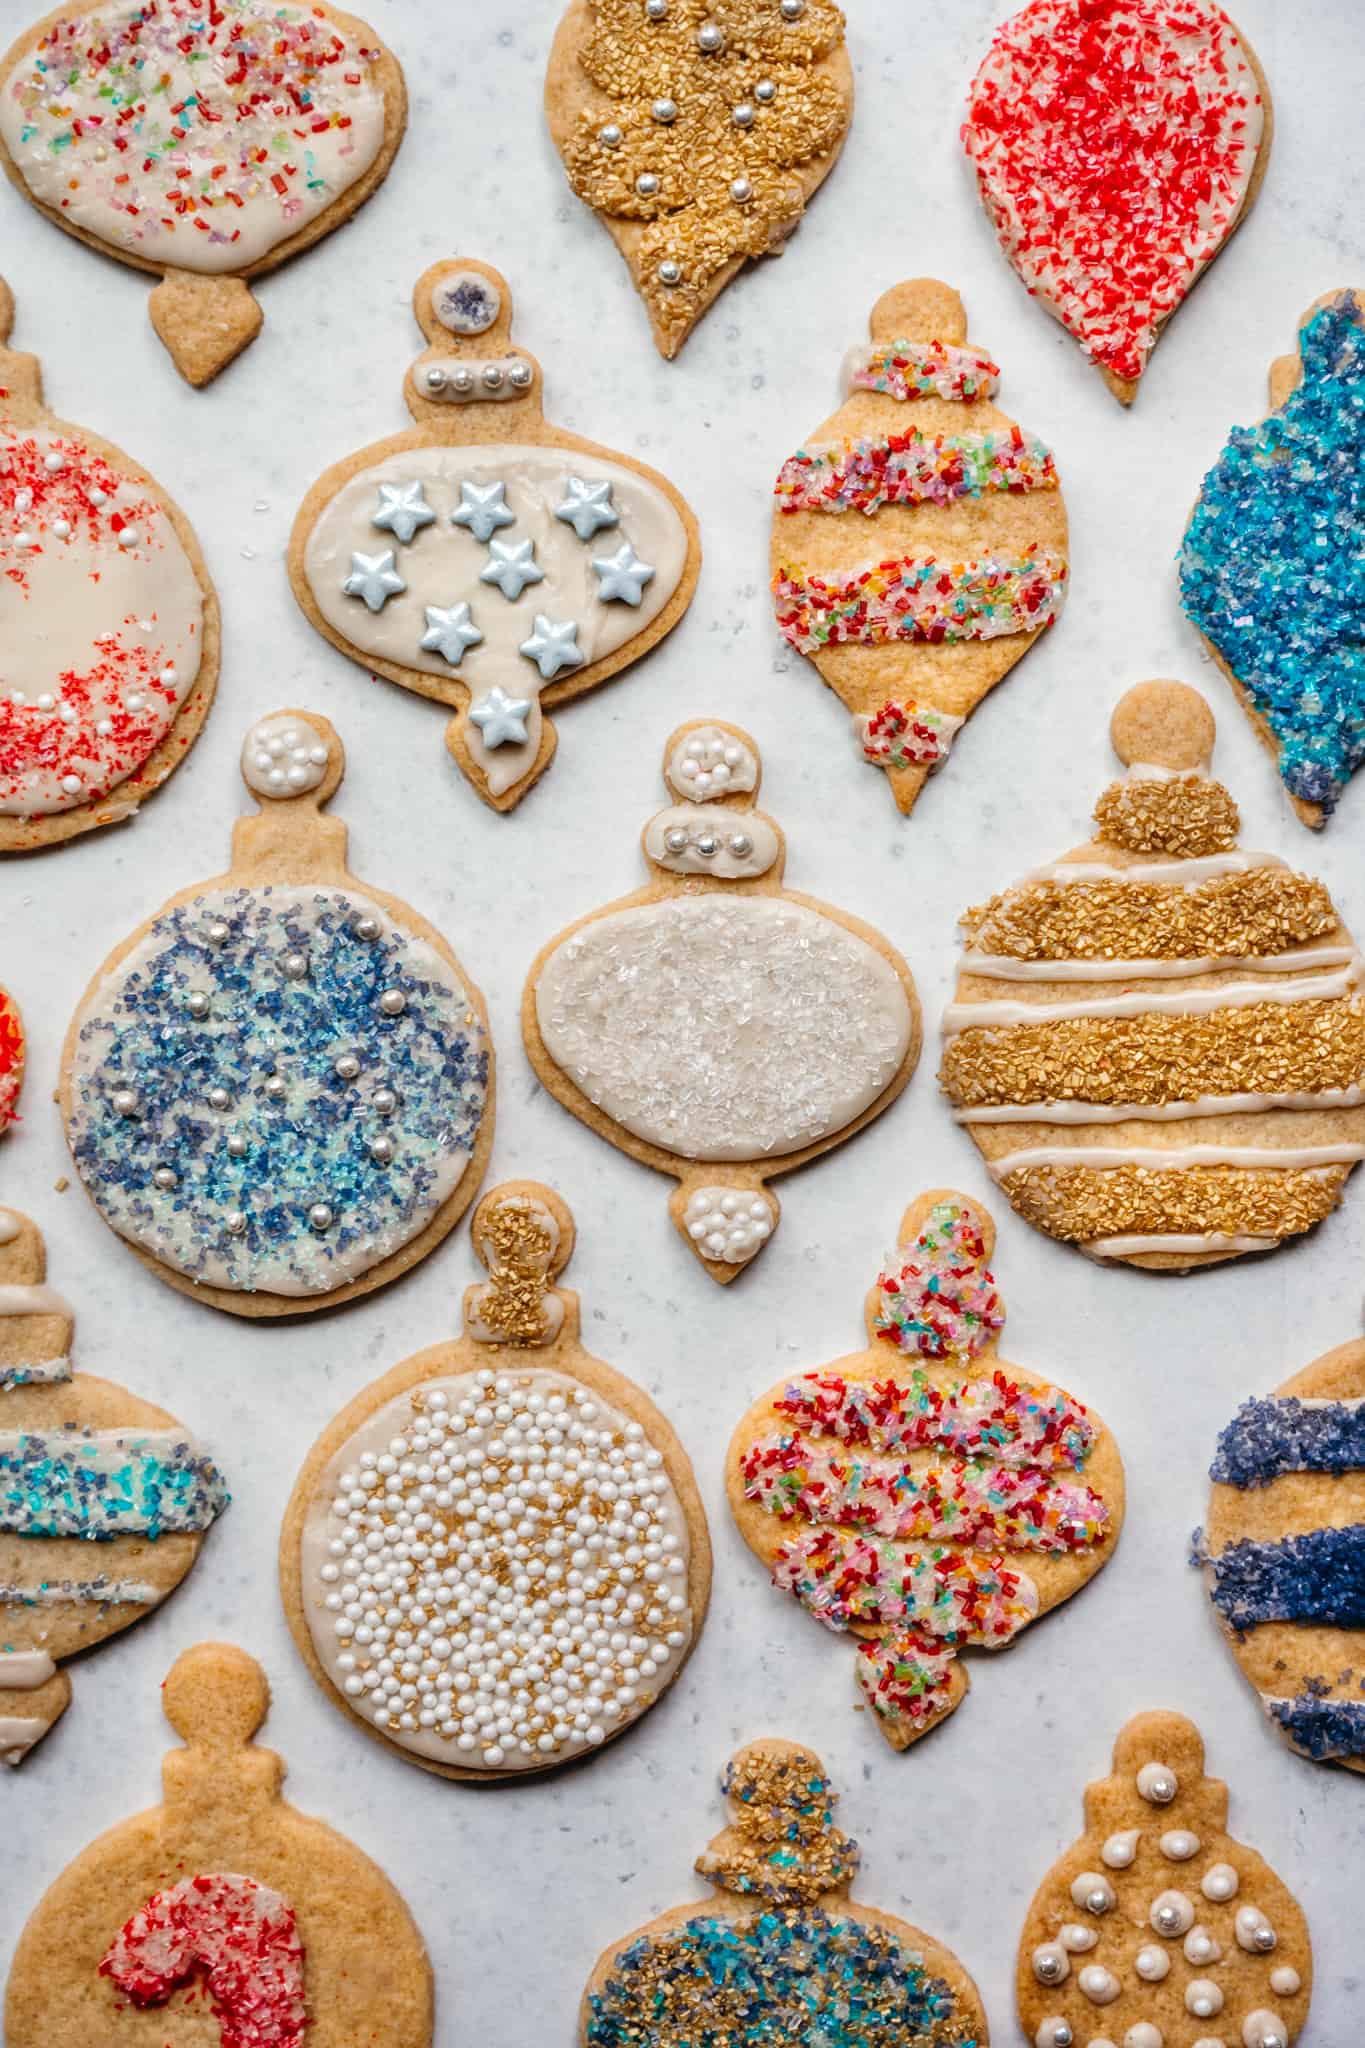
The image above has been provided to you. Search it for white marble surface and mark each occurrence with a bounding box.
[2,0,1363,2039]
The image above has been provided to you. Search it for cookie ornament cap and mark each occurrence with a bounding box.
[964,0,1271,402]
[546,0,854,360]
[0,278,218,850]
[728,1189,1123,1750]
[941,679,1365,1269]
[771,278,1068,815]
[60,710,494,1317]
[524,720,921,1280]
[1018,1712,1312,2048]
[282,1179,710,1779]
[3,1642,433,2047]
[290,259,700,813]
[1181,289,1365,827]
[0,1206,227,1765]
[0,2,406,388]
[582,1738,989,2046]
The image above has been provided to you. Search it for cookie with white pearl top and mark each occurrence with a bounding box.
[1018,1711,1312,2048]
[282,1180,710,1780]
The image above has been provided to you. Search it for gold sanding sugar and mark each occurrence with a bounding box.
[1093,775,1240,855]
[997,1163,1348,1243]
[941,997,1365,1108]
[474,1203,556,1344]
[963,870,1338,962]
[694,1747,855,1904]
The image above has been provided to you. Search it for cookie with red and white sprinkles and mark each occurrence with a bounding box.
[0,983,22,1134]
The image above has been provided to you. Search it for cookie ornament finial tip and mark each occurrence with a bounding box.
[1110,679,1217,774]
[163,1641,270,1750]
[239,711,342,806]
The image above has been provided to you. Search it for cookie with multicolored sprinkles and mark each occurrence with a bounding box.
[727,1188,1123,1750]
[59,710,494,1318]
[581,1737,989,2046]
[941,679,1365,1270]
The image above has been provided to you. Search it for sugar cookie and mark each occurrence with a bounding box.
[0,980,23,1134]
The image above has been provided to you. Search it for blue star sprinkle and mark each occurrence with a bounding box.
[555,476,619,542]
[420,601,484,666]
[519,614,584,680]
[479,536,545,602]
[372,480,436,546]
[451,480,516,543]
[342,549,407,612]
[592,540,656,606]
[469,687,533,748]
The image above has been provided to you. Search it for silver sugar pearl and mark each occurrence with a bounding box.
[153,1166,178,1191]
[1254,1927,1277,1953]
[598,122,623,146]
[308,1202,334,1232]
[373,1088,398,1115]
[645,0,668,14]
[264,1075,287,1102]
[780,0,805,17]
[728,832,753,857]
[664,826,690,852]
[636,172,660,197]
[1049,2030,1073,2048]
[226,1133,248,1159]
[451,367,475,395]
[651,96,677,123]
[658,259,683,286]
[695,832,720,858]
[206,919,230,947]
[225,1210,247,1236]
[732,101,755,127]
[696,21,723,50]
[1146,1772,1177,1803]
[353,915,381,941]
[282,952,309,980]
[335,1054,361,1082]
[754,77,776,101]
[208,1086,231,1112]
[1085,1888,1112,1916]
[379,988,407,1016]
[369,1135,395,1166]
[424,366,447,393]
[186,990,210,1019]
[1034,1953,1066,1985]
[730,176,753,202]
[112,1087,140,1117]
[508,361,534,389]
[481,363,504,391]
[1155,1904,1182,1935]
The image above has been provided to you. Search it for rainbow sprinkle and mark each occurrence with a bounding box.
[773,547,1067,653]
[847,338,1000,404]
[857,699,960,773]
[775,426,1058,516]
[873,1198,1004,1358]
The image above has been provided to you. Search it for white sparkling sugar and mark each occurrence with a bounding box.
[684,1186,774,1262]
[300,1367,693,1773]
[535,897,912,1163]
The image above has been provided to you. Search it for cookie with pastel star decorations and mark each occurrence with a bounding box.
[0,277,218,852]
[0,979,24,1134]
[771,278,1068,816]
[523,720,921,1281]
[1019,1711,1312,2048]
[4,1642,433,2048]
[0,1,406,389]
[1181,290,1365,827]
[727,1188,1123,1751]
[282,1179,710,1779]
[964,0,1272,404]
[59,710,494,1318]
[582,1737,989,2047]
[546,0,854,361]
[940,679,1365,1270]
[290,258,700,814]
[0,1205,228,1765]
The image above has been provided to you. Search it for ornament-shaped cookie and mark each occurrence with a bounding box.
[1201,1333,1365,1772]
[728,1189,1123,1750]
[283,1179,710,1779]
[290,259,700,813]
[1018,1712,1312,2048]
[964,0,1271,402]
[1181,289,1365,826]
[4,1642,433,2047]
[547,0,854,360]
[771,278,1068,814]
[524,720,921,1280]
[0,978,23,1133]
[0,2,405,388]
[582,1738,989,2046]
[60,710,494,1316]
[0,1206,227,1765]
[0,278,218,850]
[941,680,1365,1269]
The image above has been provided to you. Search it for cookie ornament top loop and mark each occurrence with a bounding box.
[281,1179,711,1779]
[580,1738,989,2046]
[59,710,494,1318]
[0,1,406,388]
[0,279,219,851]
[3,1642,434,2048]
[942,679,1365,1270]
[727,1189,1123,1751]
[772,277,1068,816]
[290,258,700,813]
[524,719,921,1281]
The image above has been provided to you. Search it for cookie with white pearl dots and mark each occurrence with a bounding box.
[1018,1711,1311,2048]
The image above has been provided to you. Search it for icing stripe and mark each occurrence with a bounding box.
[773,548,1067,654]
[1211,1395,1365,1487]
[0,1648,56,1687]
[0,1428,229,1539]
[943,964,1360,1032]
[959,945,1357,982]
[1088,1232,1276,1256]
[1207,1526,1365,1629]
[0,1355,74,1391]
[0,1713,49,1764]
[1263,1693,1365,1762]
[958,1088,1365,1124]
[0,1285,72,1319]
[771,1370,1094,1469]
[988,1142,1365,1175]
[772,1524,1038,1640]
[0,1576,161,1606]
[775,427,1057,516]
[1021,853,1284,887]
[844,338,1000,403]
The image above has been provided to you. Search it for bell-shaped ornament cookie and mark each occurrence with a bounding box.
[0,1206,227,1765]
[524,720,921,1280]
[290,258,699,813]
[60,711,494,1316]
[582,1737,989,2047]
[0,4,405,387]
[4,1643,433,2047]
[0,979,23,1134]
[941,680,1365,1269]
[772,278,1068,815]
[1019,1712,1312,2048]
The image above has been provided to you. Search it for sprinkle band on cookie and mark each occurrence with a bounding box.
[773,547,1067,652]
[1093,773,1241,855]
[995,1163,1348,1246]
[774,426,1057,516]
[100,1873,307,2046]
[1211,1396,1365,1485]
[845,337,1000,402]
[855,700,963,773]
[1265,1696,1365,1762]
[0,1427,228,1539]
[773,1525,1039,1637]
[1206,1526,1365,1630]
[772,1369,1095,1468]
[962,869,1338,963]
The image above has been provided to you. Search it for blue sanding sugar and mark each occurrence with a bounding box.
[1267,1693,1365,1762]
[1211,1393,1365,1486]
[1208,1524,1365,1630]
[0,1427,228,1540]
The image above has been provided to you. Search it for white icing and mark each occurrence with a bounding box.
[419,356,532,401]
[1020,853,1284,888]
[1138,1762,1176,1802]
[430,272,501,335]
[1242,2018,1287,2048]
[1101,1828,1140,1867]
[644,805,778,879]
[1031,1942,1069,1984]
[1088,1234,1278,1257]
[957,1087,1365,1124]
[959,945,1357,981]
[1160,1829,1201,1860]
[943,963,1360,1033]
[1150,1889,1194,1935]
[1201,1863,1240,1901]
[1059,1924,1098,1952]
[0,1356,73,1389]
[0,1286,71,1319]
[464,694,541,798]
[683,1187,774,1264]
[1035,2025,1071,2048]
[1134,1946,1170,1983]
[1077,1965,1120,2004]
[1070,1872,1116,1913]
[241,716,331,799]
[0,1649,56,1688]
[1185,1980,1224,2019]
[666,727,758,801]
[0,1577,159,1605]
[1123,2027,1164,2048]
[0,1211,20,1243]
[1235,1904,1276,1952]
[1269,1967,1301,1996]
[0,1714,48,1765]
[1184,1926,1222,1966]
[990,1143,1365,1175]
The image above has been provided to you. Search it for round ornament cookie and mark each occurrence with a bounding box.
[4,1642,433,2047]
[582,1737,989,2046]
[728,1189,1123,1750]
[546,0,854,361]
[0,1,406,388]
[290,257,700,814]
[941,680,1365,1269]
[771,277,1068,815]
[1201,1334,1365,1772]
[60,710,494,1317]
[0,978,24,1133]
[283,1179,710,1780]
[0,1205,227,1765]
[1018,1711,1312,2048]
[964,0,1271,403]
[1181,289,1365,827]
[523,719,921,1280]
[0,278,218,851]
